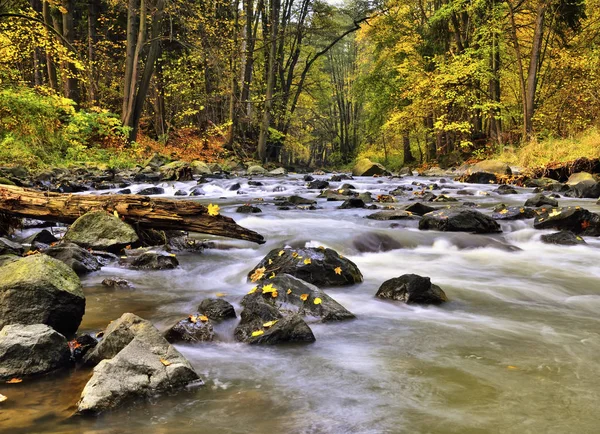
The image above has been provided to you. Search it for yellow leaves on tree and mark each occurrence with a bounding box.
[250,267,266,282]
[207,203,220,216]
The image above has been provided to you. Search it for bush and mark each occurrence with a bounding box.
[0,86,134,168]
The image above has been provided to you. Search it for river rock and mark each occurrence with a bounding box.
[376,274,448,304]
[237,204,262,213]
[566,172,596,185]
[0,255,84,336]
[102,277,132,288]
[419,209,501,233]
[189,187,205,196]
[234,297,315,345]
[121,249,179,270]
[164,315,215,343]
[524,193,558,207]
[198,298,236,321]
[339,198,366,209]
[0,254,19,267]
[352,158,389,177]
[533,206,600,235]
[77,337,200,415]
[0,324,71,379]
[21,229,58,250]
[462,161,511,184]
[63,210,139,251]
[367,210,417,220]
[247,165,268,175]
[288,195,316,205]
[70,334,98,362]
[494,185,518,195]
[137,186,165,195]
[248,247,363,287]
[191,161,212,176]
[269,167,287,176]
[45,242,101,274]
[159,161,193,181]
[0,237,24,256]
[308,180,329,189]
[404,202,436,216]
[565,180,600,199]
[492,206,536,220]
[541,230,587,246]
[248,274,355,321]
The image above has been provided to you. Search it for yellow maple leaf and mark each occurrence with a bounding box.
[207,203,220,216]
[263,320,278,328]
[250,267,266,282]
[188,315,198,323]
[300,293,309,301]
[334,267,342,275]
[303,258,312,265]
[248,286,258,294]
[160,358,172,366]
[278,250,285,256]
[287,289,292,294]
[314,298,322,305]
[271,290,278,298]
[199,315,209,322]
[548,209,561,218]
[262,284,276,293]
[251,330,264,337]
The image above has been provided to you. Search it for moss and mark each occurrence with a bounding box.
[0,177,15,186]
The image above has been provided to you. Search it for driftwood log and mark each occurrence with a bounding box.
[0,185,265,244]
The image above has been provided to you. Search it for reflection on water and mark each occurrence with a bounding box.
[1,174,600,433]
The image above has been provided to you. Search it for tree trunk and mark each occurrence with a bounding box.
[122,0,139,124]
[87,0,99,103]
[0,185,265,244]
[42,1,58,90]
[61,0,79,103]
[524,3,547,139]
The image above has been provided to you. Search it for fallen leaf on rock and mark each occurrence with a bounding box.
[160,359,172,366]
[334,267,342,275]
[188,315,198,323]
[300,294,309,301]
[287,289,292,294]
[278,250,285,256]
[207,204,220,216]
[271,290,278,298]
[250,267,266,282]
[303,258,312,265]
[314,298,322,305]
[262,284,276,294]
[6,378,22,384]
[262,320,278,328]
[251,330,264,337]
[248,286,258,294]
[199,315,209,322]
[0,394,7,402]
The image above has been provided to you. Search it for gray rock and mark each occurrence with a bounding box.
[533,206,600,236]
[63,210,139,251]
[541,230,587,246]
[120,250,179,270]
[352,159,390,177]
[247,165,268,175]
[339,198,366,209]
[191,161,212,176]
[0,237,24,256]
[376,274,448,304]
[367,210,418,220]
[198,298,236,321]
[248,274,354,322]
[159,161,193,181]
[0,255,84,336]
[45,242,101,274]
[0,324,71,379]
[524,194,558,207]
[77,337,200,415]
[248,247,363,287]
[419,209,501,233]
[492,206,536,220]
[137,186,165,195]
[164,315,214,343]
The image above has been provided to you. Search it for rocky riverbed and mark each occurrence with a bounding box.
[0,160,599,433]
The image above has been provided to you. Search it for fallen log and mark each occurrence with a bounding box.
[0,185,265,244]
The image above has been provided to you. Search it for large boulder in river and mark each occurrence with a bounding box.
[566,172,597,185]
[63,210,139,251]
[352,158,390,177]
[248,247,363,287]
[461,160,511,184]
[198,298,236,321]
[0,255,85,336]
[77,337,200,415]
[45,242,101,274]
[492,206,536,220]
[419,209,501,233]
[533,206,600,236]
[0,324,71,379]
[524,193,558,207]
[159,161,193,181]
[234,296,315,345]
[191,160,212,176]
[565,179,600,199]
[247,165,268,175]
[376,274,448,304]
[247,275,355,322]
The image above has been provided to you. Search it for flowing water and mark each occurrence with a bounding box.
[1,174,600,434]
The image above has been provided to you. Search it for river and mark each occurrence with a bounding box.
[1,173,599,433]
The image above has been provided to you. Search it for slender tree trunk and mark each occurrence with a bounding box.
[524,2,547,139]
[227,0,241,149]
[61,0,79,103]
[42,1,58,90]
[257,0,280,162]
[122,0,139,123]
[87,0,99,103]
[403,134,414,164]
[124,0,147,128]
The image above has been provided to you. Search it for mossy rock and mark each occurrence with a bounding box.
[0,177,16,186]
[64,210,139,251]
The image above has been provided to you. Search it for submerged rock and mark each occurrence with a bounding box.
[419,209,501,233]
[541,230,587,246]
[45,242,101,274]
[492,206,536,220]
[376,274,448,304]
[307,180,329,189]
[101,277,132,288]
[0,324,71,379]
[137,186,165,195]
[248,247,363,287]
[339,198,366,209]
[120,249,179,270]
[0,255,85,336]
[0,237,24,256]
[366,210,417,221]
[237,204,262,213]
[63,210,139,251]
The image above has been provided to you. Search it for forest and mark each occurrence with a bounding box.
[0,0,598,169]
